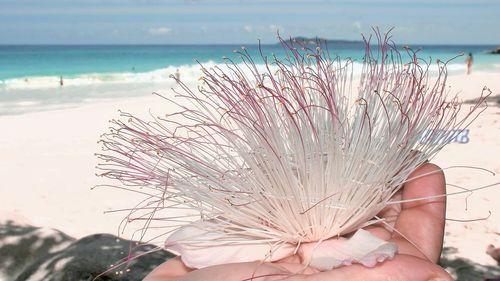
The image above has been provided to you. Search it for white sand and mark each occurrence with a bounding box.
[0,72,499,268]
[433,72,500,267]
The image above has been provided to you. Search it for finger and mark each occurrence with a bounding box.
[305,255,452,281]
[392,163,446,262]
[364,190,403,241]
[143,258,311,281]
[174,261,315,281]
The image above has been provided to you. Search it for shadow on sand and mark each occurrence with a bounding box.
[0,221,173,281]
[440,246,500,281]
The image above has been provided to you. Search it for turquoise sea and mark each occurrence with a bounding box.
[1,43,499,115]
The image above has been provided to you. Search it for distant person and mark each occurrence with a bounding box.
[175,69,181,84]
[466,53,473,75]
[59,76,64,86]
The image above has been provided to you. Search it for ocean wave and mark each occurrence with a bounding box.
[0,60,489,91]
[0,63,207,90]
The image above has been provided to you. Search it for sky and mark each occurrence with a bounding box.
[0,0,499,45]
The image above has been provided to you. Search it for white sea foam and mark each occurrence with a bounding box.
[0,60,471,92]
[0,63,207,90]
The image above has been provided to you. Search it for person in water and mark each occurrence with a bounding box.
[466,53,473,75]
[175,69,181,84]
[144,163,452,281]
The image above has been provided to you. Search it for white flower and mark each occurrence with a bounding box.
[97,31,488,269]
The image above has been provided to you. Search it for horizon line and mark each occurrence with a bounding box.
[1,42,499,47]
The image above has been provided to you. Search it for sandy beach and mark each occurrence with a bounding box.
[1,71,499,275]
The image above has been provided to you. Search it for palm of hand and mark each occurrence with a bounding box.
[144,163,453,281]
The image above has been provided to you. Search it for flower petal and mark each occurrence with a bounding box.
[164,221,296,269]
[299,229,397,270]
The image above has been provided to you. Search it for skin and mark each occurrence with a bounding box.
[144,163,453,281]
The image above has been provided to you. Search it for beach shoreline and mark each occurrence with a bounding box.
[1,71,499,271]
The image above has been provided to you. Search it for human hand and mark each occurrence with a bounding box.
[144,163,452,281]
